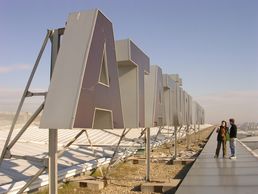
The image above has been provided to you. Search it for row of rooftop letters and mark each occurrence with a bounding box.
[40,9,205,130]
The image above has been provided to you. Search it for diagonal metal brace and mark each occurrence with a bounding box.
[103,128,131,179]
[17,167,46,194]
[57,129,85,158]
[0,30,52,167]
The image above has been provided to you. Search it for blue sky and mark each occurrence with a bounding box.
[0,0,257,123]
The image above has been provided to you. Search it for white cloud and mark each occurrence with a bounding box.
[0,64,31,74]
[195,90,258,124]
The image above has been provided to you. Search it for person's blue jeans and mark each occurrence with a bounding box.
[230,138,236,156]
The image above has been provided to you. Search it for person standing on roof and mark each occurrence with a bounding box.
[214,120,228,158]
[229,118,237,159]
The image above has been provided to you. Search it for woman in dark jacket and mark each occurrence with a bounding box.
[214,120,228,158]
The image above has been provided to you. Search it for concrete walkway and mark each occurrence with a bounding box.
[176,129,258,194]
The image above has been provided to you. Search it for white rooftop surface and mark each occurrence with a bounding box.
[0,124,211,193]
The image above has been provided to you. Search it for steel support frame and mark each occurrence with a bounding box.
[48,28,62,194]
[151,126,163,150]
[0,31,52,166]
[17,167,47,194]
[104,128,131,178]
[0,28,64,194]
[84,129,104,177]
[56,126,149,181]
[0,26,193,193]
[54,124,185,185]
[56,127,105,179]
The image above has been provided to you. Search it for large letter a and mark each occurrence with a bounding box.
[40,10,124,129]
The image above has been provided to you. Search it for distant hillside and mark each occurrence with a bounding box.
[0,112,41,129]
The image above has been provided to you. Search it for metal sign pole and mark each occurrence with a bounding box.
[49,129,58,194]
[174,126,178,159]
[186,124,190,149]
[194,123,196,142]
[146,127,151,182]
[198,123,201,140]
[48,29,61,194]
